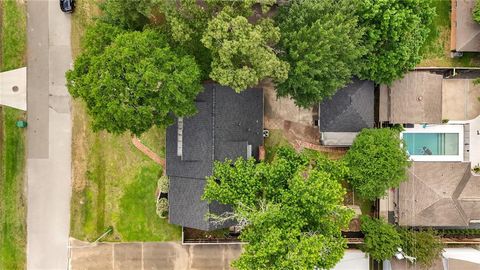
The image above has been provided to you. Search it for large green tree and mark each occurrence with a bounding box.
[355,0,435,84]
[203,148,353,269]
[276,0,366,107]
[361,216,402,261]
[344,128,410,200]
[201,7,289,92]
[66,29,202,135]
[99,0,156,30]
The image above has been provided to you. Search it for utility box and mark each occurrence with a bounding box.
[16,120,27,128]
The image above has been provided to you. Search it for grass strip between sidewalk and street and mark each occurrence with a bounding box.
[0,0,27,269]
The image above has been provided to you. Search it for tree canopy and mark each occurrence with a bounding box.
[360,216,402,261]
[203,147,353,269]
[66,29,202,135]
[355,0,435,84]
[98,0,156,30]
[344,128,410,200]
[201,8,289,92]
[276,0,365,107]
[474,0,480,23]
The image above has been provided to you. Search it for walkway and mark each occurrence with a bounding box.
[26,0,73,269]
[69,239,242,270]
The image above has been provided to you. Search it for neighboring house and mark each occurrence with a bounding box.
[166,83,264,231]
[386,248,480,270]
[319,78,375,146]
[398,162,480,227]
[451,0,480,53]
[379,71,443,124]
[379,71,480,228]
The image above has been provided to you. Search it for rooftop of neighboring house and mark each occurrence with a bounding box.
[379,71,443,124]
[379,71,480,124]
[451,0,480,52]
[389,248,480,270]
[166,83,264,231]
[397,161,480,227]
[319,78,375,133]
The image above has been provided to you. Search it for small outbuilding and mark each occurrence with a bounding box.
[319,78,375,146]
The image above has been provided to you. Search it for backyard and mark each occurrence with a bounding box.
[0,0,27,269]
[69,0,181,242]
[419,0,480,67]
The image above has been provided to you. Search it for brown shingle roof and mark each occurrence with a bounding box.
[383,72,443,124]
[398,162,480,227]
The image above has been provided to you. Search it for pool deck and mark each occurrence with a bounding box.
[451,115,480,169]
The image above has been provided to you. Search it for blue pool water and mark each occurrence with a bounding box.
[403,133,459,156]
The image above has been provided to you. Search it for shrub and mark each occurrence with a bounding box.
[158,175,169,193]
[156,198,169,219]
[344,128,410,200]
[360,216,402,261]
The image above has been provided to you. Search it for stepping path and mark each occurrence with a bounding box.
[131,136,166,168]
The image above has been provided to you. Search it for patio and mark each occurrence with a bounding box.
[442,79,480,121]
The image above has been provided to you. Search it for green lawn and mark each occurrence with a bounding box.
[0,0,27,269]
[419,0,480,67]
[69,0,181,242]
[264,129,292,162]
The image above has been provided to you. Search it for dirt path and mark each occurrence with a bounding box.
[132,136,166,168]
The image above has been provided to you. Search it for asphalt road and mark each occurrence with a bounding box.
[26,0,73,269]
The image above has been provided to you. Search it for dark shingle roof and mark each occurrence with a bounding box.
[166,83,264,231]
[320,79,375,132]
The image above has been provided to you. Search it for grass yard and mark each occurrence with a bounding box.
[418,0,480,67]
[70,101,182,242]
[69,0,181,242]
[0,0,27,269]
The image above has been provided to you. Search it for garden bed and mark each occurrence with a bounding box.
[183,227,241,244]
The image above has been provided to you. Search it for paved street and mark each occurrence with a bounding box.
[26,0,73,269]
[69,240,243,270]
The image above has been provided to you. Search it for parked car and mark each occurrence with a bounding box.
[60,0,74,13]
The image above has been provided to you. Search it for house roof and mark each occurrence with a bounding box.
[454,0,480,52]
[398,162,480,227]
[166,83,264,231]
[380,72,443,124]
[320,78,375,132]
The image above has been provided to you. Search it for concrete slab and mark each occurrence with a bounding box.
[263,81,314,130]
[27,0,50,159]
[114,243,142,270]
[442,79,480,121]
[70,241,241,270]
[143,242,184,270]
[69,243,113,270]
[0,67,27,110]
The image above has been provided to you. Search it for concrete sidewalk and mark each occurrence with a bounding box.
[26,0,73,269]
[69,239,242,270]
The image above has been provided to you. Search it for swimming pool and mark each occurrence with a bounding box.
[401,124,464,162]
[403,133,459,155]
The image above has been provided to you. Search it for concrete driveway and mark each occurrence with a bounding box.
[69,239,242,270]
[26,0,73,269]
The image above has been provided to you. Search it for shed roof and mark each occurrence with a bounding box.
[454,0,480,52]
[320,78,375,132]
[380,72,443,124]
[398,162,480,227]
[166,83,264,231]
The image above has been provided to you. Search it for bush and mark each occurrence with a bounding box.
[360,216,402,261]
[398,229,444,268]
[157,175,169,193]
[156,198,169,219]
[345,128,410,200]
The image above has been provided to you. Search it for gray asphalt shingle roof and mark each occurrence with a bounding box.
[320,78,375,132]
[166,83,263,231]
